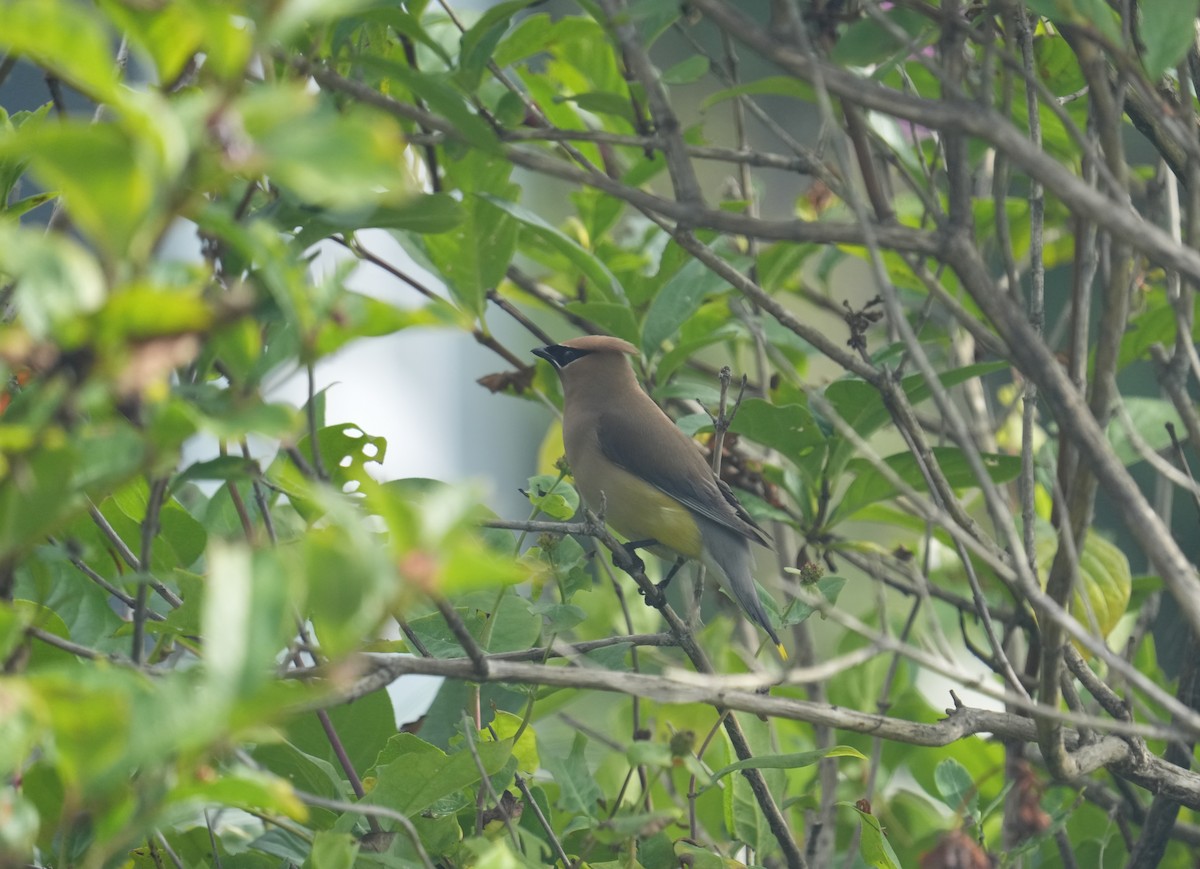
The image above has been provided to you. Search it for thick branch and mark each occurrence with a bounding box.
[311,653,1200,811]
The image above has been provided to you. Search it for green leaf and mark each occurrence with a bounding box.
[184,391,300,441]
[95,0,253,85]
[934,758,979,821]
[485,710,539,774]
[12,601,74,669]
[728,399,826,463]
[780,576,846,626]
[308,424,387,492]
[484,195,626,301]
[655,301,740,383]
[108,480,207,569]
[290,688,398,780]
[564,302,641,345]
[358,58,499,150]
[0,603,25,663]
[661,55,709,85]
[641,256,728,354]
[370,194,465,233]
[358,9,452,65]
[458,0,543,91]
[485,594,542,652]
[0,106,49,204]
[366,732,512,815]
[365,478,529,596]
[167,766,307,821]
[73,427,146,497]
[3,191,55,219]
[493,15,601,68]
[840,801,902,869]
[667,844,724,869]
[627,0,681,47]
[831,7,933,68]
[308,830,360,869]
[405,593,538,657]
[253,742,344,809]
[700,76,814,112]
[1026,0,1122,45]
[0,445,81,561]
[557,90,637,123]
[95,286,213,342]
[1141,0,1199,77]
[530,601,587,633]
[0,0,121,101]
[1034,525,1132,640]
[314,293,460,357]
[17,555,129,653]
[299,193,464,236]
[702,745,864,792]
[1107,397,1187,466]
[0,787,40,858]
[722,714,781,855]
[265,0,383,42]
[1032,33,1087,98]
[298,524,397,658]
[524,474,579,521]
[424,195,519,317]
[544,732,600,816]
[202,543,292,704]
[1,118,168,264]
[823,361,1008,481]
[173,456,260,490]
[0,225,105,338]
[1116,291,1191,369]
[526,535,590,600]
[249,828,310,864]
[833,448,1021,523]
[243,97,410,212]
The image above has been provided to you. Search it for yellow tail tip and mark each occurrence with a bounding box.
[776,643,789,661]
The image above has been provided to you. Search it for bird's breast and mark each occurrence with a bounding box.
[568,446,704,559]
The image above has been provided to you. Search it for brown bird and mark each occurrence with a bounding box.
[533,335,785,656]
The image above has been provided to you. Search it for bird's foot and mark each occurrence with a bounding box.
[620,540,669,607]
[622,539,657,575]
[622,546,646,576]
[638,583,667,608]
[656,557,686,594]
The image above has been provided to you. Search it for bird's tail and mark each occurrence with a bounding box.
[697,518,787,660]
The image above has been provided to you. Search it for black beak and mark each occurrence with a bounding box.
[534,343,595,369]
[532,344,588,369]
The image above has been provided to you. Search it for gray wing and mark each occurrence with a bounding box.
[596,409,772,548]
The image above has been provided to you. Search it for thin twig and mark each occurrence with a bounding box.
[461,712,522,850]
[434,597,489,678]
[516,774,571,866]
[293,790,435,869]
[27,626,107,660]
[133,478,169,666]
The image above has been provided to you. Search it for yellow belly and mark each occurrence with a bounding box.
[576,462,703,559]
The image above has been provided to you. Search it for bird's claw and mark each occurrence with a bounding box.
[639,584,666,608]
[622,539,655,575]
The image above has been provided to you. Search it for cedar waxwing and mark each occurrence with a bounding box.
[533,335,786,657]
